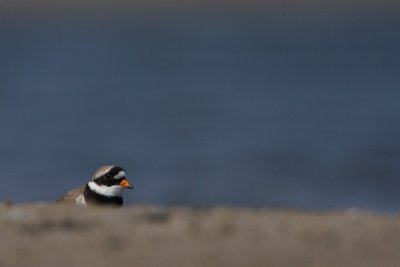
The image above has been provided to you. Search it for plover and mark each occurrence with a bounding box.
[57,165,133,207]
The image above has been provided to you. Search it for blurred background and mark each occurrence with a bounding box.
[0,0,399,211]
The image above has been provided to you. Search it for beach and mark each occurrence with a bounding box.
[1,203,399,267]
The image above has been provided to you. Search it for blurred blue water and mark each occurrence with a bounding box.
[0,16,400,210]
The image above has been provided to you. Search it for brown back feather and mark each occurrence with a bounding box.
[56,184,86,203]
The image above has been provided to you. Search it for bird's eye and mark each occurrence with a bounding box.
[106,173,112,179]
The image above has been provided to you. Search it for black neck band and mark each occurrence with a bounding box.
[84,184,123,206]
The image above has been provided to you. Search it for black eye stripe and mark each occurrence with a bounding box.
[95,167,125,179]
[109,166,125,177]
[94,177,125,187]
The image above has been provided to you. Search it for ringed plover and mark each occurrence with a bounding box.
[57,165,133,207]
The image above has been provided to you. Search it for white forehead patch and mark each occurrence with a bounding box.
[114,171,126,180]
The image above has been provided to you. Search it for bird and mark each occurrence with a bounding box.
[57,165,134,207]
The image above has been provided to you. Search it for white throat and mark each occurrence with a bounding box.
[88,181,124,197]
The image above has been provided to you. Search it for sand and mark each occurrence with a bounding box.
[0,203,400,267]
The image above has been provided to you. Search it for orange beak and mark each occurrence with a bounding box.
[119,178,134,189]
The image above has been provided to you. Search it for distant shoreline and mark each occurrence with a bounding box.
[1,0,399,19]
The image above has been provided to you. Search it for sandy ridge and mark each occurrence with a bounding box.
[0,203,400,267]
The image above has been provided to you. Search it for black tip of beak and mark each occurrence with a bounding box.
[127,185,134,189]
